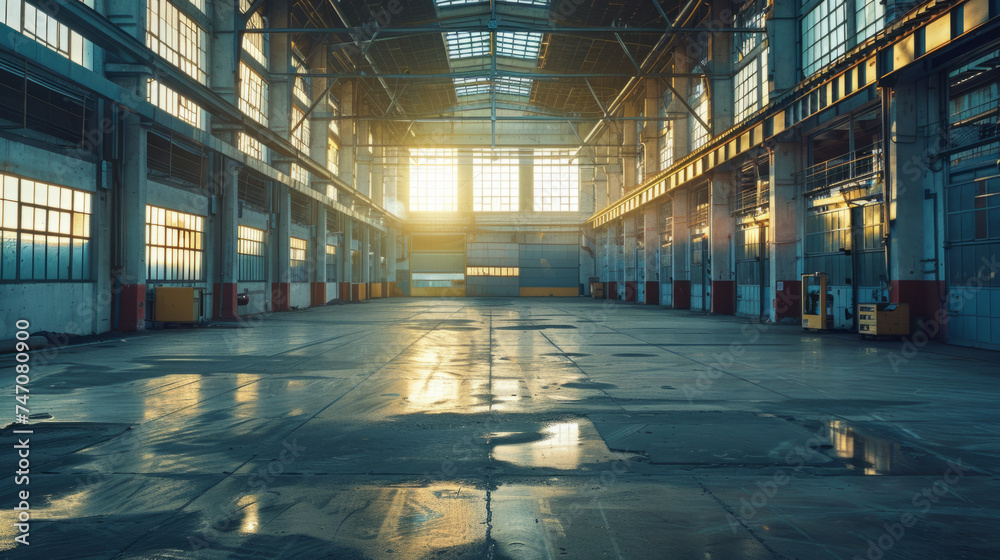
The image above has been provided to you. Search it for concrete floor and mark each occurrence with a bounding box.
[2,298,999,559]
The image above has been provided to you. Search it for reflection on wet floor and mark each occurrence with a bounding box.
[491,421,616,469]
[821,420,952,475]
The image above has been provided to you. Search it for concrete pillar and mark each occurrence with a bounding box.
[309,48,329,183]
[272,186,291,311]
[622,103,637,190]
[520,149,533,213]
[339,84,356,186]
[458,150,473,214]
[579,163,595,216]
[341,216,353,300]
[209,0,238,141]
[888,77,942,326]
[710,173,735,314]
[356,119,372,198]
[606,163,624,205]
[624,214,637,301]
[668,52,691,164]
[709,0,734,136]
[592,166,608,211]
[215,157,240,319]
[767,0,798,97]
[398,151,410,217]
[312,205,327,306]
[643,79,661,176]
[769,142,801,322]
[361,225,371,284]
[267,2,290,142]
[643,206,660,304]
[117,113,148,331]
[671,188,691,309]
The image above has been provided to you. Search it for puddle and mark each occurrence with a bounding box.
[561,382,617,390]
[612,353,657,358]
[540,352,591,358]
[491,422,585,469]
[815,420,961,476]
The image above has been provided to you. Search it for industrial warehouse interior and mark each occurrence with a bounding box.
[1,0,999,558]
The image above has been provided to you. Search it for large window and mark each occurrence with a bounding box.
[238,62,268,159]
[145,205,204,281]
[659,127,673,171]
[291,107,311,152]
[0,174,92,281]
[237,225,266,282]
[292,54,312,105]
[409,149,458,212]
[802,0,848,77]
[290,237,308,282]
[473,150,519,212]
[533,150,579,212]
[467,267,519,276]
[239,62,268,125]
[0,0,94,68]
[240,0,267,66]
[146,0,207,83]
[690,100,710,151]
[327,131,340,176]
[326,244,338,282]
[148,79,202,128]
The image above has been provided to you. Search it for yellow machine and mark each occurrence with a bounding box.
[154,287,204,323]
[858,303,910,337]
[801,273,832,330]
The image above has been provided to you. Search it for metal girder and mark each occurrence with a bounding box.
[235,26,765,34]
[240,0,266,24]
[268,71,716,79]
[292,78,339,135]
[313,116,689,122]
[659,77,709,133]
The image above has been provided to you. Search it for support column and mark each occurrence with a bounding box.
[341,216,353,300]
[356,119,372,198]
[672,188,691,309]
[272,186,291,311]
[624,215,637,301]
[622,104,638,190]
[458,150,473,214]
[312,205,328,306]
[643,79,661,175]
[361,225,371,300]
[117,113,148,331]
[769,142,801,322]
[710,173,735,314]
[520,149,533,213]
[644,205,660,304]
[888,78,943,329]
[339,84,356,187]
[215,157,240,319]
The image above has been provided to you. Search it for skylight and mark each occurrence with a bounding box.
[436,0,548,7]
[497,32,542,59]
[446,32,489,59]
[495,76,532,96]
[453,77,491,96]
[452,76,533,97]
[445,31,543,60]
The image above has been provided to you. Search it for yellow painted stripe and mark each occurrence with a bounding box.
[518,287,579,297]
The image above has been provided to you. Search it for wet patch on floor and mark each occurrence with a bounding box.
[540,352,591,358]
[495,325,577,330]
[489,419,622,470]
[561,382,617,390]
[611,353,658,358]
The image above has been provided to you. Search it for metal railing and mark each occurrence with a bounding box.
[734,180,770,214]
[803,143,883,195]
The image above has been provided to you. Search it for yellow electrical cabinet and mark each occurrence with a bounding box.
[801,273,831,330]
[858,303,910,337]
[154,287,204,322]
